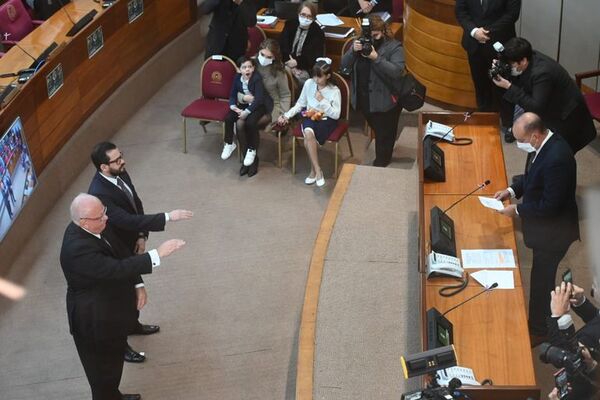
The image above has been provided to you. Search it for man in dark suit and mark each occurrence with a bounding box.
[60,193,185,400]
[201,0,257,62]
[495,112,579,346]
[492,37,597,153]
[89,142,193,362]
[455,0,521,117]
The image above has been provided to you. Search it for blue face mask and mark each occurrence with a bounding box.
[298,16,312,27]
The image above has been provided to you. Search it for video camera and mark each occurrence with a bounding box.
[488,42,511,80]
[359,18,373,57]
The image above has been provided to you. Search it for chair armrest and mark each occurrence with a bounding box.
[32,20,44,27]
[575,69,600,89]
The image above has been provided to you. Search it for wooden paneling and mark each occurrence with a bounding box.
[0,0,197,175]
[408,0,458,25]
[404,2,477,108]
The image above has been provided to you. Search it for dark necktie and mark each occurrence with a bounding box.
[482,0,489,12]
[116,177,138,212]
[100,234,117,256]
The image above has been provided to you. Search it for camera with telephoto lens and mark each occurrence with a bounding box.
[488,42,511,80]
[540,342,599,399]
[359,18,373,57]
[401,378,462,400]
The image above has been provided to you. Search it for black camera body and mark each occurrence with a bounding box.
[401,378,462,400]
[488,42,511,80]
[359,18,373,57]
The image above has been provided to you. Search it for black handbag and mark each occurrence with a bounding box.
[394,71,426,111]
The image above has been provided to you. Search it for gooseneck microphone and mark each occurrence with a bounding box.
[431,112,473,145]
[443,180,491,215]
[442,282,499,317]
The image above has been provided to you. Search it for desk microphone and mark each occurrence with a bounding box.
[431,112,473,146]
[442,282,498,317]
[443,180,491,215]
[430,179,491,257]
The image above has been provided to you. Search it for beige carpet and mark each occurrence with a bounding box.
[0,41,598,399]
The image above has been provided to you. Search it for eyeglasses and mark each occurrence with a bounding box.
[107,152,124,164]
[299,13,313,19]
[81,206,107,221]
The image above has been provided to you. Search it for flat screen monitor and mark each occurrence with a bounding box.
[0,117,37,241]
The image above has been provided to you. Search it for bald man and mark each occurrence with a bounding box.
[60,193,185,400]
[495,113,579,347]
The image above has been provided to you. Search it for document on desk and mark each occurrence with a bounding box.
[471,270,515,289]
[478,196,505,211]
[461,249,516,268]
[316,13,344,26]
[437,366,480,386]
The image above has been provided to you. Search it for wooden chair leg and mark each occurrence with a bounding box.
[292,137,296,175]
[278,132,282,168]
[346,132,354,157]
[183,117,187,153]
[334,142,339,179]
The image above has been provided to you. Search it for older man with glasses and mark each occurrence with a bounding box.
[60,193,185,400]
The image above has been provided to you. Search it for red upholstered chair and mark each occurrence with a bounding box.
[291,72,354,178]
[392,0,404,23]
[181,55,238,153]
[246,25,266,57]
[0,0,43,50]
[575,69,600,124]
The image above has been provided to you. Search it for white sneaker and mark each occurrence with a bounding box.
[243,149,256,166]
[221,142,236,160]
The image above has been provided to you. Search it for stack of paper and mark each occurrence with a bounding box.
[471,270,515,289]
[256,15,278,28]
[316,13,344,26]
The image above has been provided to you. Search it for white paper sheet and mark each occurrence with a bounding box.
[471,270,514,289]
[478,196,505,211]
[461,249,516,268]
[256,15,277,25]
[316,13,344,26]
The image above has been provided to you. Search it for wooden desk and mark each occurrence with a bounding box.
[418,112,539,398]
[0,0,196,175]
[258,11,403,70]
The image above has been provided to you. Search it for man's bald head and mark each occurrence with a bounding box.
[512,112,547,146]
[70,194,107,234]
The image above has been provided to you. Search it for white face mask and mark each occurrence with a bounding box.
[298,16,312,27]
[510,66,523,76]
[516,140,536,153]
[257,53,273,66]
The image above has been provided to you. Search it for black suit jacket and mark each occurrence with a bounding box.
[503,51,597,152]
[201,0,257,61]
[511,134,579,251]
[60,223,153,341]
[88,171,166,253]
[229,71,274,114]
[455,0,521,55]
[279,20,325,72]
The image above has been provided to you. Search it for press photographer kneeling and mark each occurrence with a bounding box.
[542,281,600,399]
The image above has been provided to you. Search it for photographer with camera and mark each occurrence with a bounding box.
[548,281,600,356]
[340,15,404,167]
[491,37,597,154]
[540,281,600,400]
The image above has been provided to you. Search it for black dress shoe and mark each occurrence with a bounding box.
[502,126,516,143]
[240,164,249,176]
[124,345,146,363]
[132,324,160,335]
[247,156,259,177]
[122,394,142,400]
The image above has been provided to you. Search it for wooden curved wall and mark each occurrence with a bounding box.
[404,0,477,108]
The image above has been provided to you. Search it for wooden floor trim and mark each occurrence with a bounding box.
[295,163,356,400]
